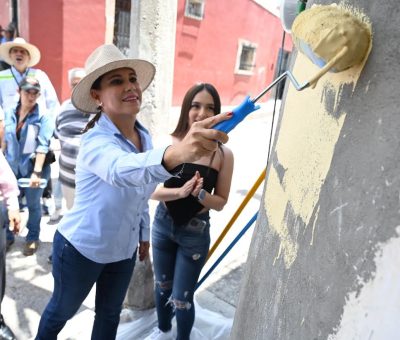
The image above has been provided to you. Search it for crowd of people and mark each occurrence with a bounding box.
[0,25,259,340]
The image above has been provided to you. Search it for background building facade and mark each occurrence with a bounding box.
[0,0,292,105]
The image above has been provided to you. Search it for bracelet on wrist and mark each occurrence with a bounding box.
[33,170,42,177]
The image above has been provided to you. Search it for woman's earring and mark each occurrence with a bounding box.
[97,102,103,112]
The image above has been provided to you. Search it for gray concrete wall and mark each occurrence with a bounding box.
[129,0,177,136]
[232,1,400,339]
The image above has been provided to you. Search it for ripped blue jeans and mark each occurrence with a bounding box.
[151,203,210,340]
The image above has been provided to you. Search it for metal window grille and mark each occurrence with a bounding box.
[239,45,256,71]
[185,0,205,19]
[113,0,131,56]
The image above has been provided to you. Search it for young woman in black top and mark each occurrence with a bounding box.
[147,83,234,340]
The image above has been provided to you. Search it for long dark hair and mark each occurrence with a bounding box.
[171,83,221,139]
[82,75,103,133]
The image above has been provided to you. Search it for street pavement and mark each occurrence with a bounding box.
[3,100,279,339]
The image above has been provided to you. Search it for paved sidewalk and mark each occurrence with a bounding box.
[3,101,278,339]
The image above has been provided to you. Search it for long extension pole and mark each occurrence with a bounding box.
[206,170,265,262]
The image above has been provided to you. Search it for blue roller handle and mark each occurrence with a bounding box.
[213,66,313,134]
[212,96,261,134]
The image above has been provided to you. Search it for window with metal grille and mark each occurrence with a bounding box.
[185,0,205,20]
[235,40,257,75]
[113,0,131,56]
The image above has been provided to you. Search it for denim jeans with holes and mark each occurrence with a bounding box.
[151,203,210,340]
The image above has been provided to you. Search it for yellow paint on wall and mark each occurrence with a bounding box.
[277,61,346,225]
[266,166,298,268]
[264,39,369,268]
[263,3,372,269]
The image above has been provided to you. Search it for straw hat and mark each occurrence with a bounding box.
[71,44,156,114]
[0,37,41,67]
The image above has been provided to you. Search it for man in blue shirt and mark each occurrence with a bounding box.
[0,37,59,114]
[0,37,59,161]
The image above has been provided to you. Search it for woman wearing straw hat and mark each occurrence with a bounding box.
[35,44,231,340]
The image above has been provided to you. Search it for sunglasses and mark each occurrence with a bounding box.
[23,89,40,96]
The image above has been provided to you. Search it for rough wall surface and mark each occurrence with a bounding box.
[130,0,177,136]
[231,1,400,339]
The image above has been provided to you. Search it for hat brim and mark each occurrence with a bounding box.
[0,41,41,67]
[71,59,156,114]
[20,84,41,92]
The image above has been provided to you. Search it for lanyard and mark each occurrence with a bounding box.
[16,116,27,134]
[10,67,30,87]
[15,107,34,137]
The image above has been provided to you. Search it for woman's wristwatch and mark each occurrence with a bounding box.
[197,189,206,202]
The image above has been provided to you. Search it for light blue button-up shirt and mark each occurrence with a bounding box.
[58,114,172,263]
[4,104,55,177]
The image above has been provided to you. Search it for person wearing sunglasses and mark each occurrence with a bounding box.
[2,76,55,256]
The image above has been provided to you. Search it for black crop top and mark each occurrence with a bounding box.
[164,163,218,226]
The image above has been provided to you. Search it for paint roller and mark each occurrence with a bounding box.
[213,1,372,134]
